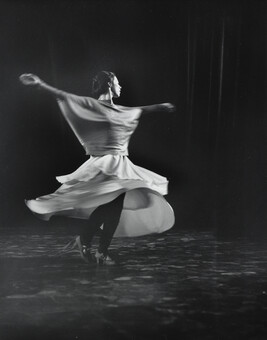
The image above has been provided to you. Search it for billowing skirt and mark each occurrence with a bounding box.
[25,155,175,237]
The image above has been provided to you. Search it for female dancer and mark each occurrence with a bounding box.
[20,71,175,264]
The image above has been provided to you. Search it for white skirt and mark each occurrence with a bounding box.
[26,155,175,237]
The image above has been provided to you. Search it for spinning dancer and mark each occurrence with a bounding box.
[20,71,175,264]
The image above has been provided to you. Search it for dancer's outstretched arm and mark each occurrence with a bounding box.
[140,103,176,114]
[19,73,65,99]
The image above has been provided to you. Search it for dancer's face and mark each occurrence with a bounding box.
[110,77,122,98]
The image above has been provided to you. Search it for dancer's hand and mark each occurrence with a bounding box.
[161,103,176,113]
[19,73,42,86]
[141,102,176,114]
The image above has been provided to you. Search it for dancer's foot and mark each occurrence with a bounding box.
[75,236,92,263]
[94,249,116,265]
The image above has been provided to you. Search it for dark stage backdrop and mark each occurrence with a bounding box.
[0,0,266,236]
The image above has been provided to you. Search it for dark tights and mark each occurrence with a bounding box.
[80,193,125,255]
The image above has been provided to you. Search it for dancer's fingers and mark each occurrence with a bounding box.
[19,73,38,85]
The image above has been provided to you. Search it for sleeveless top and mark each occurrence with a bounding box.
[57,93,142,156]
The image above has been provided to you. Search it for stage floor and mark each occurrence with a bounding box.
[0,227,266,339]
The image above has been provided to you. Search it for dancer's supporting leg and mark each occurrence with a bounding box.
[98,193,125,256]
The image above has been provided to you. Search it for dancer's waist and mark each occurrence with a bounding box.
[89,150,129,156]
[82,139,129,156]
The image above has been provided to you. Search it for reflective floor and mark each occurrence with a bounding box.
[0,227,267,339]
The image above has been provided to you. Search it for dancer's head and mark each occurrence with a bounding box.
[92,71,121,99]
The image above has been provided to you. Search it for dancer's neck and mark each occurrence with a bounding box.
[98,92,114,105]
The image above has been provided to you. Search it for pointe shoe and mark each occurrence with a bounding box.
[94,249,116,265]
[75,236,92,263]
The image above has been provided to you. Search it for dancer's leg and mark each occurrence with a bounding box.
[98,193,125,256]
[80,207,104,247]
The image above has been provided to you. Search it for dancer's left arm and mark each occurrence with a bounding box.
[140,103,176,114]
[19,73,66,99]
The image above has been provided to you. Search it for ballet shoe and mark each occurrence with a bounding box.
[75,236,92,263]
[94,249,116,265]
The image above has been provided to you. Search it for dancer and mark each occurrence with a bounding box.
[20,71,175,264]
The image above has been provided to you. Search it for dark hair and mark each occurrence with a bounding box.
[91,71,116,98]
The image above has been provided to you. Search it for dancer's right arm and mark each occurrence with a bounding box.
[19,74,65,99]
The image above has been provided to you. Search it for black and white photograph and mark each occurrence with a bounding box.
[0,0,266,339]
